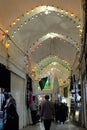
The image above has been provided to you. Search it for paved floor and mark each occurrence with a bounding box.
[21,121,86,130]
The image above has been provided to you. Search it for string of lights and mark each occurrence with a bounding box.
[0,27,31,74]
[0,27,27,56]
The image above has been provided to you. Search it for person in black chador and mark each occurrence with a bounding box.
[3,94,19,130]
[58,102,68,124]
[54,100,59,123]
[4,104,19,130]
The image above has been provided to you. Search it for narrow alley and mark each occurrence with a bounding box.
[0,0,87,130]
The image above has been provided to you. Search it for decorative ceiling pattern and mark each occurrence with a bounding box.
[0,0,83,90]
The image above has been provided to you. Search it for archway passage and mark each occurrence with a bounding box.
[1,1,83,95]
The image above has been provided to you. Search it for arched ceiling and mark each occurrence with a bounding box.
[0,0,83,90]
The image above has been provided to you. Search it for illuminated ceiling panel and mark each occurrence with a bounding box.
[0,1,83,91]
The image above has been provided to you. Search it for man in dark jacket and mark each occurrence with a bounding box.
[41,95,55,130]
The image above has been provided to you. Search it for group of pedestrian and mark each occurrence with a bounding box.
[28,94,68,130]
[40,94,68,130]
[54,100,68,124]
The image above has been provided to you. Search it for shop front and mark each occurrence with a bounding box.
[0,63,11,129]
[70,75,82,125]
[0,63,11,92]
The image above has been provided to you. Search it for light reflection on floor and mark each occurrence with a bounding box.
[21,121,86,130]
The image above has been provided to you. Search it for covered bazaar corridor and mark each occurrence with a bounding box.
[0,0,87,130]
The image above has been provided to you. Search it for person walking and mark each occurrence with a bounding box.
[3,93,19,130]
[30,96,38,125]
[41,95,55,130]
[54,100,59,123]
